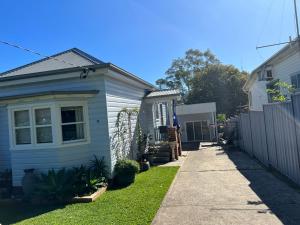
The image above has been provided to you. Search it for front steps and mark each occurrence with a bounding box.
[152,143,171,165]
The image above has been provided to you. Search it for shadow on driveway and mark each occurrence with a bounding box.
[224,146,300,225]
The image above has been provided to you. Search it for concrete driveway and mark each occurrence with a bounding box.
[152,145,300,225]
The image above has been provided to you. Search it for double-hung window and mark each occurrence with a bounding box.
[61,106,85,142]
[13,110,31,145]
[10,102,89,149]
[34,108,53,144]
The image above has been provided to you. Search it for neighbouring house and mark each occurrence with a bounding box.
[243,40,300,111]
[0,48,181,187]
[176,102,217,143]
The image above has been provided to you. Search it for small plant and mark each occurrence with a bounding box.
[89,155,109,184]
[71,165,94,196]
[0,169,12,198]
[35,168,74,202]
[114,160,140,187]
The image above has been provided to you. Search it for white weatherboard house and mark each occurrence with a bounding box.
[0,48,181,187]
[243,40,300,111]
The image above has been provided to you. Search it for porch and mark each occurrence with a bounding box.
[143,89,182,164]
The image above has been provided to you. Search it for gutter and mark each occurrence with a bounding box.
[0,63,156,89]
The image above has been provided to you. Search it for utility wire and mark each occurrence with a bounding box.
[0,40,84,68]
[0,40,94,78]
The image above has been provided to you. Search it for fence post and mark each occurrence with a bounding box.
[262,105,270,166]
[291,94,300,174]
[248,112,254,157]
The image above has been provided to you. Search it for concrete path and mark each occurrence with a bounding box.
[152,145,300,225]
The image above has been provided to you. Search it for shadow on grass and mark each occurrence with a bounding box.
[221,145,300,225]
[0,201,67,225]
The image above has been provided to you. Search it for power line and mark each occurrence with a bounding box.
[0,40,95,78]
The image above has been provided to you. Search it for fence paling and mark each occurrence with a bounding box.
[233,96,300,185]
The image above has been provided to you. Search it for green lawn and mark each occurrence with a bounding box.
[0,166,178,225]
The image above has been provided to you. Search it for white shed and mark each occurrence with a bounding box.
[176,102,217,142]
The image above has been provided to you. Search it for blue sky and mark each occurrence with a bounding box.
[0,0,297,83]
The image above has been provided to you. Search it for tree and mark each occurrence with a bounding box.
[156,49,220,94]
[186,64,247,115]
[156,49,248,116]
[266,81,295,102]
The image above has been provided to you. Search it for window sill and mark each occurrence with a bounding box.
[10,139,90,151]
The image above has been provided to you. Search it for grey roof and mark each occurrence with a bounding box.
[0,48,156,89]
[0,63,156,89]
[0,90,99,101]
[146,89,181,98]
[0,48,104,76]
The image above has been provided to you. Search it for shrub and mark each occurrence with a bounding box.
[0,169,12,198]
[114,160,140,187]
[35,168,74,202]
[27,156,109,203]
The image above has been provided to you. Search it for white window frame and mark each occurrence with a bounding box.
[8,101,90,150]
[57,102,90,145]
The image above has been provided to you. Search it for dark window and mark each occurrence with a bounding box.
[266,70,273,79]
[61,106,85,142]
[291,74,300,89]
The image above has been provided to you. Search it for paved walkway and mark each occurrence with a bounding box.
[152,145,300,225]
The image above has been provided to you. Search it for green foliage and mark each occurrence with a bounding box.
[0,169,12,187]
[156,49,248,116]
[0,167,179,225]
[114,160,140,186]
[35,169,74,202]
[156,49,220,94]
[89,155,109,184]
[266,81,295,103]
[33,156,108,202]
[217,114,226,123]
[0,169,12,198]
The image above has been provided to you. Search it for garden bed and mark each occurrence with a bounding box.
[71,186,107,203]
[0,167,179,225]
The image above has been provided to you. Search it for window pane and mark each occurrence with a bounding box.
[36,127,53,143]
[15,128,31,144]
[62,124,84,141]
[201,121,210,140]
[291,75,297,88]
[194,122,203,140]
[297,74,300,89]
[14,110,30,127]
[61,106,83,123]
[186,122,194,142]
[35,108,51,125]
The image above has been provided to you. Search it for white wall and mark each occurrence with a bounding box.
[249,51,300,111]
[105,77,146,171]
[249,81,268,111]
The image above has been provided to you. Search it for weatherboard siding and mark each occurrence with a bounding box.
[0,106,11,170]
[0,75,111,186]
[105,78,146,171]
[250,51,300,111]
